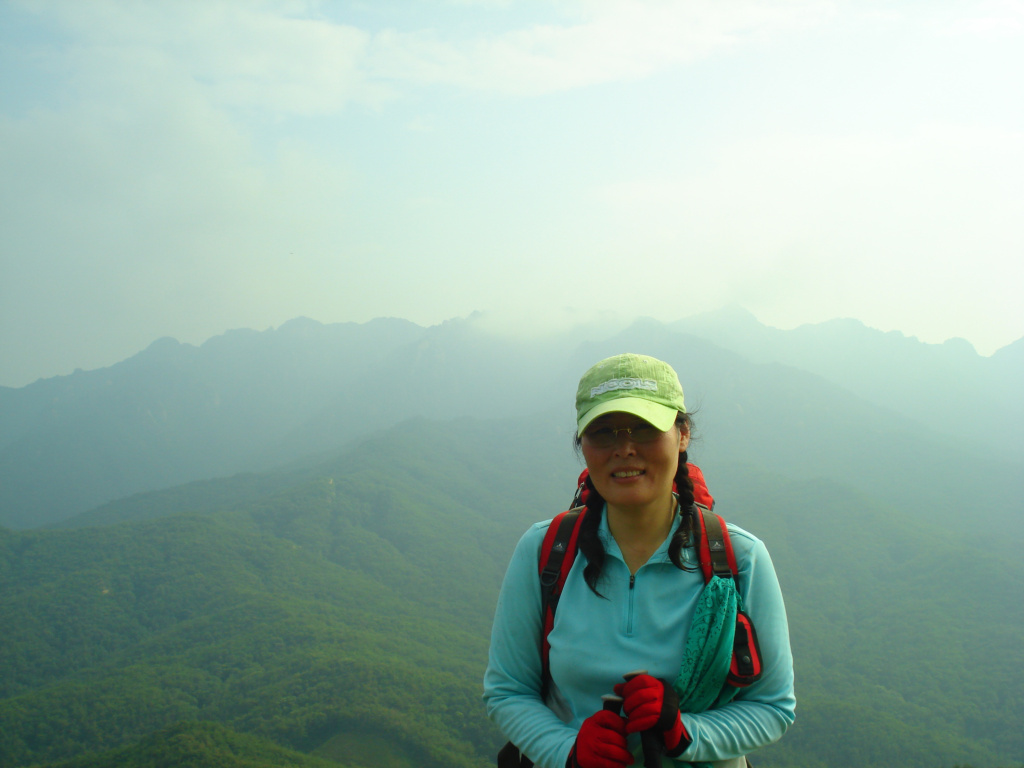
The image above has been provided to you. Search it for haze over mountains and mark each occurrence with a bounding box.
[1,310,1021,768]
[1,308,1020,531]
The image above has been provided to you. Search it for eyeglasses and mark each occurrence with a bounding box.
[582,423,663,449]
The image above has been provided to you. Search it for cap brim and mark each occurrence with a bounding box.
[577,396,679,435]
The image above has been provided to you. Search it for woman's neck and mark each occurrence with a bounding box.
[606,496,677,575]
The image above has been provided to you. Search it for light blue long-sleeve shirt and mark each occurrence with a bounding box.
[483,508,795,768]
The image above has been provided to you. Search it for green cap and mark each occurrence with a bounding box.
[575,353,685,435]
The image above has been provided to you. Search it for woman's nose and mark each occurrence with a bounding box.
[611,432,638,453]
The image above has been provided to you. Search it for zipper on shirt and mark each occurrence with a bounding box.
[626,573,636,636]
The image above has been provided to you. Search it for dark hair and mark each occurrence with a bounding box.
[573,413,696,596]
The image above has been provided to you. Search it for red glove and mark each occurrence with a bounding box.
[568,709,634,768]
[613,675,691,756]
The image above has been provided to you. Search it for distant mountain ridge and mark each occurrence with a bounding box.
[0,316,423,526]
[672,306,1022,459]
[0,311,1019,529]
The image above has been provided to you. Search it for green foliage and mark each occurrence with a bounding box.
[0,431,531,767]
[1,414,1021,768]
[35,721,339,768]
[699,464,1024,768]
[311,730,414,768]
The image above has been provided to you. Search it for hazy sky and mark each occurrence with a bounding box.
[1,0,1021,387]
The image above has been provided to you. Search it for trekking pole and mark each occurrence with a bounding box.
[622,670,661,768]
[601,694,624,713]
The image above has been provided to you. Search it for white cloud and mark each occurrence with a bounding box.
[590,122,1024,351]
[0,21,359,381]
[942,0,1024,37]
[2,0,1020,385]
[16,0,383,115]
[368,0,836,94]
[19,0,838,111]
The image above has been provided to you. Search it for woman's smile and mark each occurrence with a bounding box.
[611,469,644,479]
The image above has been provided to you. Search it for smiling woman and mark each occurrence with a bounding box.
[483,353,795,768]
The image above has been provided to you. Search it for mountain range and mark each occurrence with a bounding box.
[1,309,1020,531]
[0,310,1021,768]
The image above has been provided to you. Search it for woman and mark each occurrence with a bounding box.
[483,353,795,768]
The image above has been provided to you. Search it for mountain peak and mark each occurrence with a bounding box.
[144,336,182,353]
[277,316,325,333]
[941,336,978,356]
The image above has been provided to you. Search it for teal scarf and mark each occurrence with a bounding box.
[671,575,742,768]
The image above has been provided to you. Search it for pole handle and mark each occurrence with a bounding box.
[601,694,624,713]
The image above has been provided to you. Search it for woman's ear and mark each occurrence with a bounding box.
[678,424,690,453]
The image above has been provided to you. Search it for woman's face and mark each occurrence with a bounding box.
[580,412,688,517]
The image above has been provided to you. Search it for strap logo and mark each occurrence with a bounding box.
[591,378,658,397]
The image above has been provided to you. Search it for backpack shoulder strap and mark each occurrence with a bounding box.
[694,504,739,583]
[537,506,587,693]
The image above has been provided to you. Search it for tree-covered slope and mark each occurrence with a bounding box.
[715,465,1023,768]
[1,414,1022,768]
[0,494,500,766]
[0,415,577,767]
[36,721,340,768]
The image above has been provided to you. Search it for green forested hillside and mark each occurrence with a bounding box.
[0,417,574,768]
[714,466,1024,767]
[0,508,493,767]
[39,721,339,768]
[1,414,1022,768]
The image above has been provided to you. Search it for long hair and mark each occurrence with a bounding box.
[574,413,696,596]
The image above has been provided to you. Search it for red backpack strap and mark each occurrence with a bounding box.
[538,507,587,693]
[694,505,738,583]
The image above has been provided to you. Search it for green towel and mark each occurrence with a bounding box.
[670,575,742,767]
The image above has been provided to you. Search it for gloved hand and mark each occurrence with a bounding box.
[613,675,691,756]
[568,709,634,768]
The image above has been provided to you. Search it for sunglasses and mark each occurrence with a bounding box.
[581,423,663,449]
